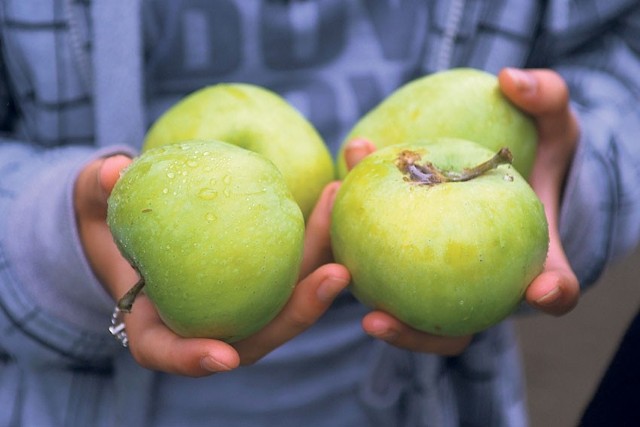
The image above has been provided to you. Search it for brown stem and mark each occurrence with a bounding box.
[396,147,513,185]
[117,277,146,313]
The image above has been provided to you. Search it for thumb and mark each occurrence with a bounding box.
[100,154,133,195]
[74,154,137,298]
[299,181,341,279]
[75,154,132,220]
[343,138,376,172]
[498,68,569,115]
[498,68,578,144]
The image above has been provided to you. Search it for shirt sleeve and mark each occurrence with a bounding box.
[0,138,136,366]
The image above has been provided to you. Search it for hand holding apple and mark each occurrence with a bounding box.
[334,67,580,355]
[75,157,349,376]
[333,139,549,335]
[108,141,307,342]
[74,81,350,374]
[498,68,580,315]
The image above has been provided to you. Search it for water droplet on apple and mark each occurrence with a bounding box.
[167,172,175,179]
[162,188,168,194]
[198,188,218,200]
[223,175,232,185]
[205,212,217,222]
[187,160,198,168]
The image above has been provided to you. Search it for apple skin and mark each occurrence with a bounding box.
[143,83,335,219]
[107,140,305,342]
[331,139,549,336]
[336,68,537,179]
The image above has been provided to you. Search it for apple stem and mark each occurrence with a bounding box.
[395,147,513,185]
[117,277,146,313]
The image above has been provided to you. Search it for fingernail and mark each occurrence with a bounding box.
[317,276,349,303]
[507,68,537,94]
[347,138,370,150]
[345,138,374,170]
[200,355,232,373]
[535,287,561,307]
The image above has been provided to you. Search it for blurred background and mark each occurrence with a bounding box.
[516,245,640,427]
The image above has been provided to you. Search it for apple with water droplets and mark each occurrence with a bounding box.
[143,83,335,219]
[107,140,305,342]
[331,139,548,336]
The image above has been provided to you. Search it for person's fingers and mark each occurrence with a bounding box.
[124,295,241,377]
[499,68,570,115]
[232,263,350,365]
[362,311,472,356]
[500,67,581,317]
[100,154,132,195]
[525,269,580,316]
[102,155,347,374]
[124,262,349,374]
[343,138,376,171]
[124,263,350,374]
[524,208,580,317]
[118,174,347,375]
[299,181,341,279]
[74,159,106,219]
[74,155,137,297]
[525,172,580,317]
[300,138,376,278]
[75,155,132,218]
[498,68,579,159]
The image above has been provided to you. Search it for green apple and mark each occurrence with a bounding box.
[331,139,548,336]
[107,140,305,342]
[337,68,537,179]
[144,83,335,219]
